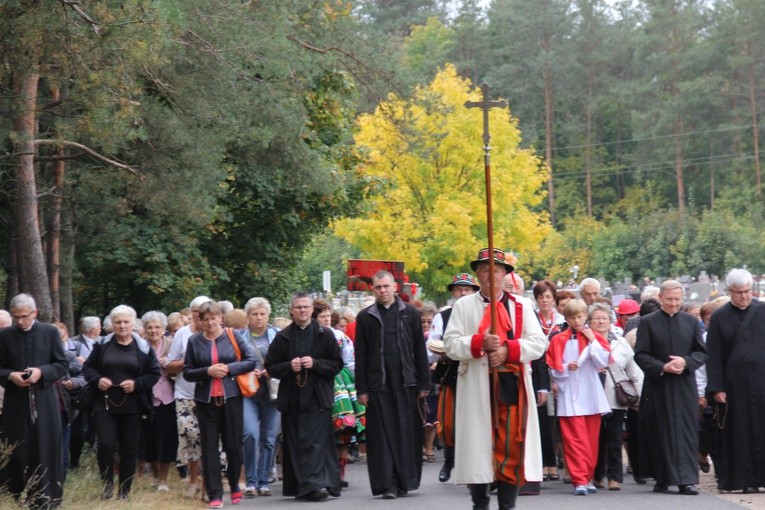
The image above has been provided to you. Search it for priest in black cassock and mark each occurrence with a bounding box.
[264,292,343,501]
[706,268,765,494]
[634,280,707,496]
[355,270,431,499]
[0,294,68,509]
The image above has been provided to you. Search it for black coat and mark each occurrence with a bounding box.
[0,321,68,507]
[355,297,430,395]
[264,319,343,413]
[83,333,161,416]
[705,299,765,490]
[634,309,707,485]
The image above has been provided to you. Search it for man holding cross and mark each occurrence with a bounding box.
[443,248,548,510]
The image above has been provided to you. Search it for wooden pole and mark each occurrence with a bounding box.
[465,83,507,431]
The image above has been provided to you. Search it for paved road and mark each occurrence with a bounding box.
[233,451,747,510]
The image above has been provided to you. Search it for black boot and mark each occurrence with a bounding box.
[468,484,490,510]
[439,445,455,483]
[497,482,518,510]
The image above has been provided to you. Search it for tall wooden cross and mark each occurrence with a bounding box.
[464,83,508,334]
[466,83,508,432]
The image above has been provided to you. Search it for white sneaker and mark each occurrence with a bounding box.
[157,484,170,492]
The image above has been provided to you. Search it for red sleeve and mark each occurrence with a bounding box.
[471,334,484,358]
[505,340,521,363]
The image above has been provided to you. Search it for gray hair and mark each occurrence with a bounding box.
[109,304,137,323]
[189,295,211,310]
[587,301,612,318]
[142,310,168,330]
[514,274,525,291]
[338,306,356,322]
[579,278,601,292]
[419,303,439,317]
[10,293,37,312]
[640,285,660,302]
[244,297,272,315]
[726,268,753,290]
[660,279,684,296]
[0,310,11,328]
[80,316,101,334]
[217,300,234,314]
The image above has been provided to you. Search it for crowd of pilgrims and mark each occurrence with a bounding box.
[0,265,763,509]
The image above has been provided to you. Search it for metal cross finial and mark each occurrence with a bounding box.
[464,83,508,152]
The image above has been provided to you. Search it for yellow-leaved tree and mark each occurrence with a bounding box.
[334,65,551,298]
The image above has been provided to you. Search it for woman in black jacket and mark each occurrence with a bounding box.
[183,300,256,509]
[83,305,160,500]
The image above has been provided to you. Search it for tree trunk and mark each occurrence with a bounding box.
[747,49,761,194]
[45,85,64,321]
[6,211,20,308]
[61,210,75,334]
[731,69,742,155]
[542,31,555,227]
[585,76,594,218]
[617,111,625,200]
[12,69,53,320]
[674,117,685,214]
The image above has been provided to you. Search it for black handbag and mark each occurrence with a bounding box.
[73,383,97,411]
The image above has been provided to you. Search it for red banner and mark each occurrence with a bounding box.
[347,259,405,291]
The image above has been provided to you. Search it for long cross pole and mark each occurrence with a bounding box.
[465,83,507,431]
[465,83,507,334]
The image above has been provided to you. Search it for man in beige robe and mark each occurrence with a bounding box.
[444,249,547,510]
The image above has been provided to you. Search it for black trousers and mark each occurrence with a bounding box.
[93,407,141,495]
[142,401,179,463]
[625,408,642,477]
[69,408,93,469]
[537,404,556,467]
[698,408,720,468]
[594,409,626,482]
[197,396,244,500]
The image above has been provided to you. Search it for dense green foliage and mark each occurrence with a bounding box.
[1,0,764,320]
[0,1,371,320]
[390,0,765,287]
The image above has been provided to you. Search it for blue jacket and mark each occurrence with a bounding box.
[238,325,279,369]
[183,328,256,403]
